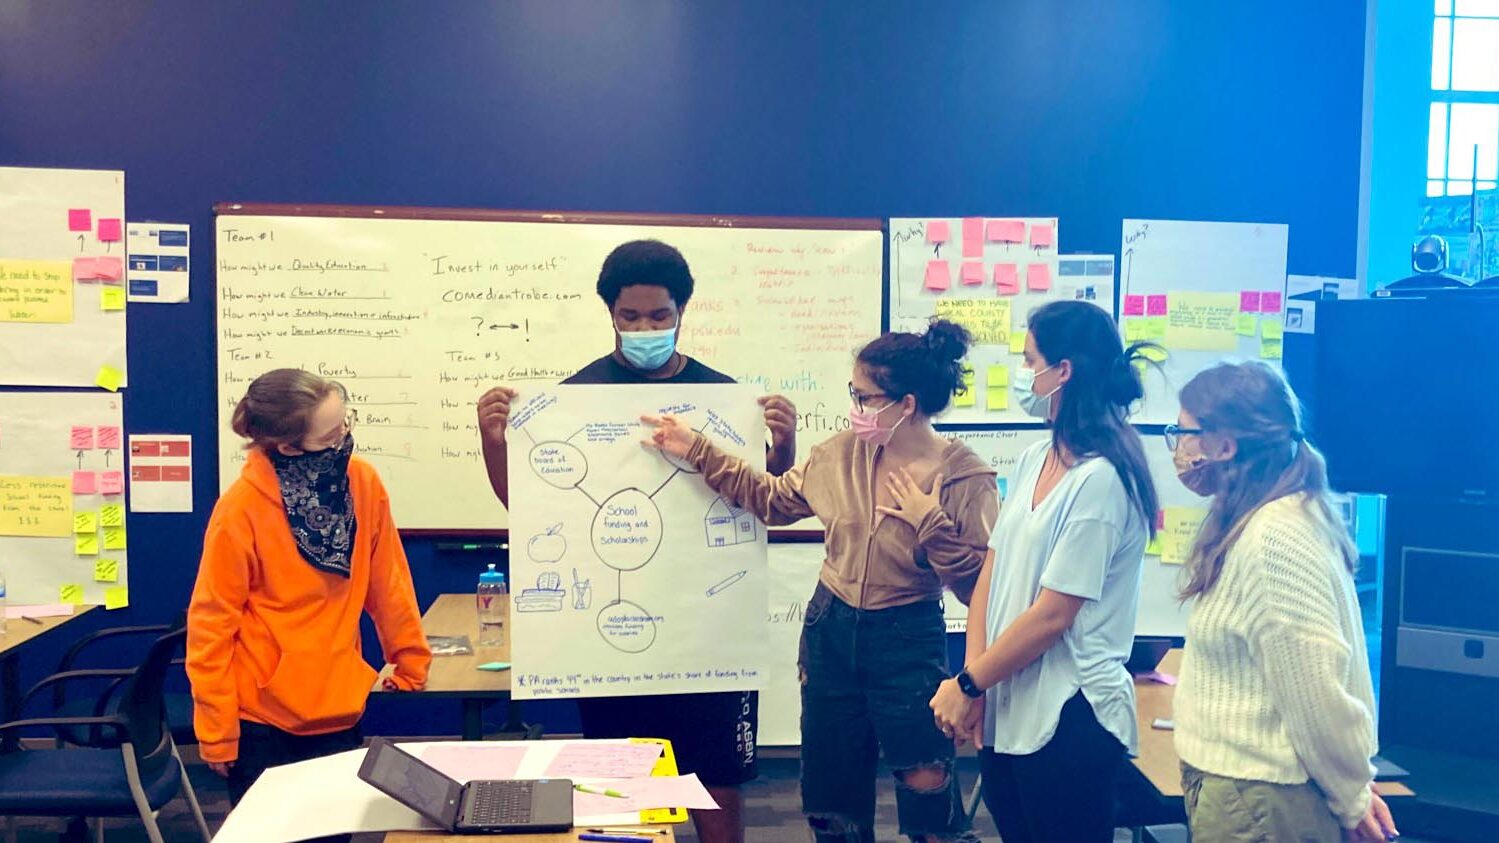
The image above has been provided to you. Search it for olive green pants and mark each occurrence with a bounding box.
[1182,764,1343,843]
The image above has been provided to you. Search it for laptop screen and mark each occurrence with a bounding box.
[360,739,464,828]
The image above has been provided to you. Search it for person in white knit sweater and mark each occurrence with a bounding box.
[1168,361,1397,843]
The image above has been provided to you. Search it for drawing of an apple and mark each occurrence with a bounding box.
[529,523,566,563]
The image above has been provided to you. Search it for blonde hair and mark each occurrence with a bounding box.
[230,369,345,451]
[1177,362,1355,599]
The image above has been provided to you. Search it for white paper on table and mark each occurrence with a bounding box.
[124,222,189,303]
[573,773,718,815]
[4,603,76,620]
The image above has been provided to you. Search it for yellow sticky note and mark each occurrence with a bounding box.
[986,365,1009,388]
[1160,507,1208,565]
[1124,319,1148,342]
[73,510,98,533]
[1261,317,1284,340]
[0,259,74,323]
[94,558,120,583]
[985,387,1009,411]
[953,372,976,407]
[60,583,85,605]
[95,365,124,392]
[1009,330,1027,354]
[1139,346,1168,363]
[1143,316,1167,341]
[1165,292,1238,351]
[100,503,125,528]
[104,586,129,610]
[102,524,127,550]
[75,532,99,556]
[100,285,126,311]
[1145,535,1163,557]
[0,475,74,537]
[1260,337,1283,360]
[1236,312,1257,337]
[934,299,1011,346]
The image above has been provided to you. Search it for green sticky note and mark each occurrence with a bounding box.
[1236,312,1257,337]
[95,365,124,392]
[100,503,125,528]
[75,533,99,556]
[100,286,126,311]
[477,662,511,672]
[94,558,120,583]
[104,586,129,610]
[953,372,976,408]
[1261,317,1284,340]
[102,524,127,550]
[73,510,98,533]
[60,583,84,604]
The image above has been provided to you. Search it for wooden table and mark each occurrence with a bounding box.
[375,594,518,740]
[0,605,98,750]
[384,828,676,842]
[1133,649,1412,799]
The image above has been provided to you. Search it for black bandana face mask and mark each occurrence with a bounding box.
[268,435,358,577]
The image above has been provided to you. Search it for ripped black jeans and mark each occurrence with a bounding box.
[799,583,978,843]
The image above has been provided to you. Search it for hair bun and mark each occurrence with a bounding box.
[923,319,972,363]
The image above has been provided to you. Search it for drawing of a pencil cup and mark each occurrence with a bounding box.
[572,568,592,610]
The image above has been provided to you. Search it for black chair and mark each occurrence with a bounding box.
[50,614,195,749]
[0,627,211,843]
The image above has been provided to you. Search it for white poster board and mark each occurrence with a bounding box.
[888,216,1060,424]
[0,392,130,606]
[1119,219,1289,424]
[506,385,768,700]
[760,541,827,746]
[0,167,128,387]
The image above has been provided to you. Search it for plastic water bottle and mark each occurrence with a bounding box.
[476,564,506,646]
[0,572,8,636]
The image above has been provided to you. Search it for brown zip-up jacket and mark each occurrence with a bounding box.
[687,429,999,610]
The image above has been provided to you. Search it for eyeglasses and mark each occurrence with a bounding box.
[848,382,891,413]
[1163,423,1205,451]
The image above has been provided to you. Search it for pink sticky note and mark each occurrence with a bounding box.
[1261,291,1282,313]
[72,471,98,495]
[962,217,984,258]
[100,471,124,496]
[960,262,985,286]
[1124,294,1146,316]
[96,426,122,449]
[1030,223,1055,249]
[1147,294,1169,316]
[986,219,1026,243]
[1155,510,1166,531]
[994,263,1020,295]
[1026,262,1052,291]
[70,425,95,450]
[924,260,952,292]
[94,256,124,282]
[1240,291,1262,313]
[97,218,122,242]
[72,257,99,282]
[926,220,950,244]
[68,209,92,231]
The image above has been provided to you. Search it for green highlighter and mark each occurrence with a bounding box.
[476,661,511,672]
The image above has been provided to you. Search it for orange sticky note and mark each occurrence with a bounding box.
[995,263,1020,295]
[961,262,985,286]
[1026,263,1052,291]
[924,261,951,292]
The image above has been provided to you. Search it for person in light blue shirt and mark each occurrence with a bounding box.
[930,301,1158,843]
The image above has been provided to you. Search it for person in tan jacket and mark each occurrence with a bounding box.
[644,320,997,843]
[187,369,430,813]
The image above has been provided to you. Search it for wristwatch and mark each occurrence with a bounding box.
[955,669,984,699]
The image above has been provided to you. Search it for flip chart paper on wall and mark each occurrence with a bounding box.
[1163,292,1238,351]
[507,385,767,700]
[0,260,74,323]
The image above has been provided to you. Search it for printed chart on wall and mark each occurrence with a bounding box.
[888,217,1065,424]
[506,384,768,700]
[1119,220,1288,425]
[0,167,129,389]
[215,209,882,530]
[0,392,130,607]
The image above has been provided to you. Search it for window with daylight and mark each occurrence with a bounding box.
[1428,0,1499,196]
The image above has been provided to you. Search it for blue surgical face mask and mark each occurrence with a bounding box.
[1012,365,1060,419]
[619,327,677,371]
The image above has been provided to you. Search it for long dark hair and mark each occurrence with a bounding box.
[857,319,971,415]
[1028,301,1157,534]
[1177,361,1355,598]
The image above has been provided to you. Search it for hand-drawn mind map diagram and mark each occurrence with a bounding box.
[510,393,758,655]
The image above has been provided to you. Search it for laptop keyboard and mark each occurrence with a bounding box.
[466,780,533,825]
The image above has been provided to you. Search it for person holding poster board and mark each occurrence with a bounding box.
[931,301,1158,843]
[187,370,430,812]
[475,240,797,843]
[644,320,998,843]
[1167,362,1394,843]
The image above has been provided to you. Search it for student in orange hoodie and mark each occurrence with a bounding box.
[187,368,431,807]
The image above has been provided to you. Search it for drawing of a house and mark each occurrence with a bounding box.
[705,496,757,547]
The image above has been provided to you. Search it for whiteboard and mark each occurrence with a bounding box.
[0,167,129,387]
[0,392,130,605]
[1119,219,1288,425]
[214,211,883,530]
[888,216,1060,424]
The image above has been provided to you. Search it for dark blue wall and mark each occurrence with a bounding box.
[0,0,1366,735]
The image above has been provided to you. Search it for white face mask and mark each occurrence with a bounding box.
[1012,365,1060,419]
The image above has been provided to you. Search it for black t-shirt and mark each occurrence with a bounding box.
[562,353,735,385]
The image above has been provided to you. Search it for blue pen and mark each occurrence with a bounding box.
[577,834,656,843]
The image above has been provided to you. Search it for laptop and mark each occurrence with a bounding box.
[357,737,574,834]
